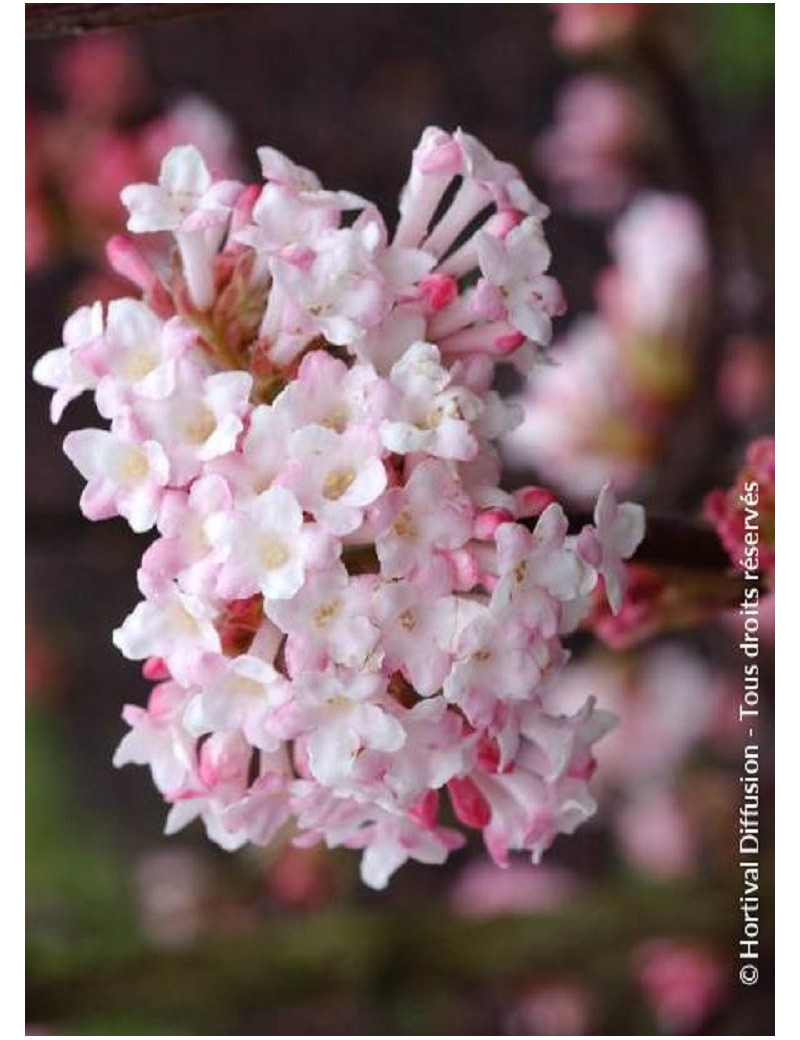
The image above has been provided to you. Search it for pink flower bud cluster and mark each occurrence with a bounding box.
[502,192,709,503]
[34,129,644,888]
[703,435,775,582]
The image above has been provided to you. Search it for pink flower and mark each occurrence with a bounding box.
[373,569,456,696]
[550,3,643,54]
[615,789,695,879]
[205,486,333,601]
[380,341,483,460]
[703,436,775,580]
[92,303,192,419]
[581,482,646,613]
[131,367,253,485]
[536,74,640,214]
[602,193,709,336]
[33,302,105,422]
[510,982,594,1036]
[112,583,220,686]
[121,144,239,237]
[53,34,143,120]
[476,217,566,345]
[449,861,578,918]
[285,424,388,535]
[122,145,242,308]
[139,474,234,597]
[265,564,381,672]
[286,670,405,787]
[63,426,169,532]
[634,939,728,1033]
[163,731,255,850]
[493,504,596,636]
[113,681,194,795]
[183,647,290,749]
[375,459,474,578]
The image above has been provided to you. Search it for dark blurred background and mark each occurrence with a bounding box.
[26,5,774,1035]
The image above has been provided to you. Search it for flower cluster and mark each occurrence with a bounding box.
[502,192,709,502]
[34,129,644,888]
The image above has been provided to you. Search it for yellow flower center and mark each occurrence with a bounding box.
[183,408,216,445]
[119,450,149,482]
[229,675,264,698]
[260,536,290,571]
[323,468,355,501]
[398,608,416,632]
[314,601,341,629]
[321,405,350,433]
[122,347,159,382]
[393,510,416,539]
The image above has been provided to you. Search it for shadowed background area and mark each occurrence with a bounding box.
[26,5,773,1034]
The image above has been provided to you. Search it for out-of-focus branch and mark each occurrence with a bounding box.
[27,879,740,1025]
[25,4,242,39]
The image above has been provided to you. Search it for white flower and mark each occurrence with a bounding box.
[183,650,290,749]
[122,145,242,309]
[113,583,221,686]
[64,427,170,533]
[292,670,405,787]
[33,302,104,422]
[477,217,565,346]
[380,341,482,461]
[205,485,334,601]
[286,424,387,536]
[265,564,381,672]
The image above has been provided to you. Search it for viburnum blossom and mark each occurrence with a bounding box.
[35,128,645,888]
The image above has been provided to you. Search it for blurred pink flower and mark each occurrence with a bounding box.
[133,847,211,947]
[716,336,774,422]
[501,193,708,503]
[550,3,644,54]
[265,843,336,910]
[25,189,53,272]
[634,939,728,1033]
[500,315,654,499]
[61,129,150,238]
[449,861,578,918]
[599,193,709,340]
[52,32,145,120]
[614,789,695,879]
[511,981,595,1035]
[536,75,640,214]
